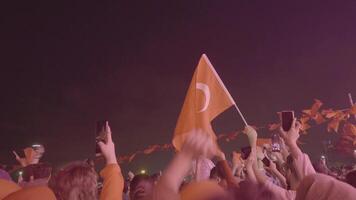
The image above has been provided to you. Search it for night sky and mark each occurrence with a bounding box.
[1,1,356,174]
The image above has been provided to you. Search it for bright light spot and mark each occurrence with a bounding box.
[19,171,23,175]
[140,169,146,174]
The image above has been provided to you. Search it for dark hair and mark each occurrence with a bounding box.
[210,167,224,179]
[345,170,356,188]
[23,163,52,182]
[130,174,153,191]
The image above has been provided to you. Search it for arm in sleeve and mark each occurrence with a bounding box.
[99,164,124,200]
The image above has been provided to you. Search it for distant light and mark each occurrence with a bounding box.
[321,155,326,159]
[140,169,146,174]
[19,171,23,175]
[32,144,41,148]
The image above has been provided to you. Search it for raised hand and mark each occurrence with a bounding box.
[180,129,217,159]
[97,122,117,165]
[279,118,301,146]
[243,125,257,147]
[13,150,27,167]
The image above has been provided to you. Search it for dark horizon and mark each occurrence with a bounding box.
[1,1,355,174]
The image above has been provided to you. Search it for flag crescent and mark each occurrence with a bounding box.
[196,82,210,113]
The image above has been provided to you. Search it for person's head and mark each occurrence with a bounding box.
[23,163,52,182]
[49,161,98,200]
[345,170,356,188]
[150,172,161,184]
[129,174,154,200]
[209,167,227,188]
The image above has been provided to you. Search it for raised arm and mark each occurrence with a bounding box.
[243,126,258,183]
[266,161,288,189]
[98,123,124,200]
[279,118,315,180]
[279,118,303,159]
[153,129,217,200]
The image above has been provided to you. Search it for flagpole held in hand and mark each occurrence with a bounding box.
[234,104,248,126]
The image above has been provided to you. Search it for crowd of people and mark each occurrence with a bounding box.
[1,119,356,200]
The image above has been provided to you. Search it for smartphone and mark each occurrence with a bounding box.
[271,132,281,152]
[281,111,294,132]
[95,120,108,157]
[262,157,271,167]
[240,146,251,160]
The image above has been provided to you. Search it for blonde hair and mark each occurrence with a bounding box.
[49,162,98,200]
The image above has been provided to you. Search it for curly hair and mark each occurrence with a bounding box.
[49,161,98,200]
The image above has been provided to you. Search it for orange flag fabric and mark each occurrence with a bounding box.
[173,54,236,150]
[256,138,272,147]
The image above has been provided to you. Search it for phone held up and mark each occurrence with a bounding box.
[95,120,109,157]
[281,111,294,132]
[271,111,295,152]
[262,157,271,167]
[271,132,281,152]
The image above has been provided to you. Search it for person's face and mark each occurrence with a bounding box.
[130,180,154,200]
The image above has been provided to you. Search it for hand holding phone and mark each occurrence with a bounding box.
[262,157,271,167]
[271,132,281,152]
[96,120,109,157]
[279,112,302,146]
[96,123,118,165]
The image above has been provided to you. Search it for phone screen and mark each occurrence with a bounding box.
[281,111,294,132]
[95,120,108,156]
[271,132,281,152]
[262,157,270,167]
[240,146,251,160]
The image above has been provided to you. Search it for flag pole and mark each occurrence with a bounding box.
[348,93,356,121]
[233,104,248,126]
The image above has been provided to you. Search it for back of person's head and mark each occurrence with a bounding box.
[345,170,356,188]
[150,172,161,184]
[209,166,228,188]
[3,186,56,200]
[209,167,222,180]
[48,161,97,200]
[23,163,52,182]
[0,179,21,199]
[130,174,154,200]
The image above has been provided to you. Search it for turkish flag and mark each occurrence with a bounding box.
[173,54,235,150]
